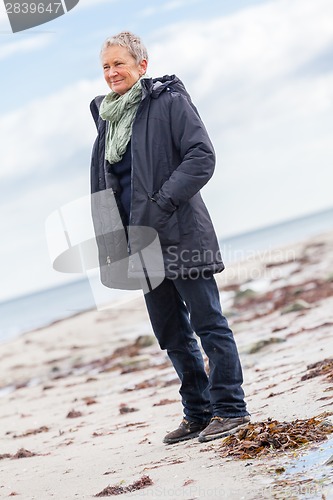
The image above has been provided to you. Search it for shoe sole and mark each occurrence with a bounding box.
[163,430,203,444]
[198,422,249,443]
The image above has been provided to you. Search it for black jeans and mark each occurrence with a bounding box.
[144,275,249,423]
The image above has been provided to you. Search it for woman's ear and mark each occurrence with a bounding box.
[140,59,148,75]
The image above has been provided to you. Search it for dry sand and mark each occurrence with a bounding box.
[0,231,333,499]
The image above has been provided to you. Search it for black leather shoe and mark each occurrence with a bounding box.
[163,418,208,444]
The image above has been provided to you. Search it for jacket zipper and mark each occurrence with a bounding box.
[128,93,146,255]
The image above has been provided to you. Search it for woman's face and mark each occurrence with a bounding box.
[102,45,147,95]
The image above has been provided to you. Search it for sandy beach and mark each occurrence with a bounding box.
[1,231,333,499]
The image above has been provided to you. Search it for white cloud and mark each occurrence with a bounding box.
[147,0,333,235]
[76,0,119,8]
[163,0,199,12]
[1,0,333,301]
[0,33,52,60]
[139,0,199,18]
[0,2,11,30]
[0,76,108,299]
[0,77,104,181]
[149,0,333,94]
[0,170,90,302]
[0,0,117,32]
[1,0,333,234]
[0,0,53,57]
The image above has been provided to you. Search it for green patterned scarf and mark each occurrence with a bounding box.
[99,78,143,164]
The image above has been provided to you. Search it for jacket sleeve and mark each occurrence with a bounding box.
[156,92,216,212]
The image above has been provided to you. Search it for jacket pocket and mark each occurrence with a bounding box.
[146,194,180,245]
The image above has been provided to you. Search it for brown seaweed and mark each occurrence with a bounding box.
[218,414,333,460]
[94,475,153,496]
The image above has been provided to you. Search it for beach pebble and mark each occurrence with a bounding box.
[134,335,156,348]
[280,299,311,314]
[324,454,333,466]
[242,337,286,355]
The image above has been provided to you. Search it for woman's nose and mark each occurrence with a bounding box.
[108,67,117,77]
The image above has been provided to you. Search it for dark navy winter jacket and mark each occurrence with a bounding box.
[90,75,224,283]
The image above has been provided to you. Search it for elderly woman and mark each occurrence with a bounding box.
[90,31,249,444]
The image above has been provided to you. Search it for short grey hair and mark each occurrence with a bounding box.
[100,31,148,64]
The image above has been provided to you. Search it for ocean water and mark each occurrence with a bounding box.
[220,206,333,261]
[0,206,332,343]
[0,279,95,342]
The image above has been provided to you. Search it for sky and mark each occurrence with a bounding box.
[0,0,332,301]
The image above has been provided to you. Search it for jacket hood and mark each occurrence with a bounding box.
[90,75,191,128]
[142,74,192,101]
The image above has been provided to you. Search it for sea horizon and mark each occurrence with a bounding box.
[0,205,332,343]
